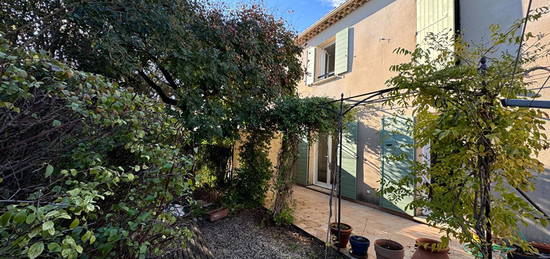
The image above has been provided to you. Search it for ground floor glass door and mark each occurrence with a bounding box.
[315,134,336,188]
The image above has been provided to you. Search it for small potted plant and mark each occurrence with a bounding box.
[530,241,550,255]
[374,239,404,259]
[201,200,228,222]
[412,237,450,259]
[507,244,543,259]
[349,235,370,258]
[206,207,228,222]
[330,222,353,248]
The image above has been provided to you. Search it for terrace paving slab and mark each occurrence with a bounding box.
[291,185,474,259]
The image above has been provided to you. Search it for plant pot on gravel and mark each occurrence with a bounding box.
[411,238,450,259]
[349,235,370,258]
[374,239,404,259]
[506,244,544,259]
[508,252,541,259]
[531,242,550,255]
[507,246,543,259]
[330,222,353,248]
[206,207,228,222]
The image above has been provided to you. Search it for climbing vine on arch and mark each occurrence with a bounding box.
[384,9,550,258]
[269,96,354,224]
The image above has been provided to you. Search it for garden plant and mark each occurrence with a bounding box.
[384,7,550,259]
[0,0,347,258]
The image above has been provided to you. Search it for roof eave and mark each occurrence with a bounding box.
[296,0,369,45]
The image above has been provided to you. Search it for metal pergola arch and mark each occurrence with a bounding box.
[320,87,550,251]
[321,87,402,249]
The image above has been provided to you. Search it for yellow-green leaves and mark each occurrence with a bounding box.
[28,242,44,259]
[1,211,13,226]
[125,173,136,182]
[14,211,27,224]
[385,11,550,257]
[25,213,36,224]
[69,218,79,229]
[0,101,20,113]
[81,230,94,243]
[47,242,61,252]
[42,221,55,235]
[45,164,54,178]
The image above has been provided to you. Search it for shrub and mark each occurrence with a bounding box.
[273,207,294,226]
[227,132,274,209]
[0,34,193,259]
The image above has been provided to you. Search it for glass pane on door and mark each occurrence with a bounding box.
[330,136,337,184]
[317,135,328,183]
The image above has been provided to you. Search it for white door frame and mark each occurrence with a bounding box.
[313,135,333,189]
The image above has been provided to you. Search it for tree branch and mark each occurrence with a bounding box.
[138,71,178,105]
[157,64,179,91]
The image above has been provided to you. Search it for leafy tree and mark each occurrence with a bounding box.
[2,0,302,145]
[0,34,193,258]
[385,9,549,258]
[1,0,347,244]
[2,1,305,207]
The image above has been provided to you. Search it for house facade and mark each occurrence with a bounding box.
[292,0,550,242]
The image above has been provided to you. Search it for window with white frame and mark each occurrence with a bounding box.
[318,43,336,80]
[305,27,351,85]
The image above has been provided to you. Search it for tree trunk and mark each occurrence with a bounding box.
[272,134,300,218]
[474,91,496,259]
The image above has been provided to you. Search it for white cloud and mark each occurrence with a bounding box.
[324,0,347,7]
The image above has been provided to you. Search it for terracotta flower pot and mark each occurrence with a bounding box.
[531,241,550,254]
[206,207,228,222]
[374,239,404,259]
[330,222,353,248]
[508,252,541,259]
[411,238,450,259]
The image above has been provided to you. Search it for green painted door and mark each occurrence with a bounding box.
[380,116,415,215]
[293,138,308,186]
[340,121,357,200]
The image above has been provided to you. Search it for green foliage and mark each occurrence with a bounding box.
[417,237,450,253]
[0,34,193,258]
[2,0,303,146]
[270,96,351,141]
[226,96,347,214]
[273,207,294,226]
[2,0,349,253]
[2,0,311,218]
[385,9,550,258]
[228,132,274,209]
[196,143,234,190]
[269,96,351,222]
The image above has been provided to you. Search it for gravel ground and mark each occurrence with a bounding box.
[200,209,344,259]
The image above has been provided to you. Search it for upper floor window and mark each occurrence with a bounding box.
[305,27,351,86]
[319,43,336,80]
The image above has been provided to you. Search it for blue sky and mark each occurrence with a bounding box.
[219,0,345,33]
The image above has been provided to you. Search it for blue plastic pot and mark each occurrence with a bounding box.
[350,235,370,256]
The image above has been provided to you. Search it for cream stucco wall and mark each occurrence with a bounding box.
[523,0,550,243]
[298,0,417,203]
[296,0,550,242]
[460,0,550,242]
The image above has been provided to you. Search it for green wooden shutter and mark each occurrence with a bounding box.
[293,138,308,186]
[306,47,316,85]
[340,121,357,199]
[334,28,350,75]
[416,0,455,53]
[380,116,415,216]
